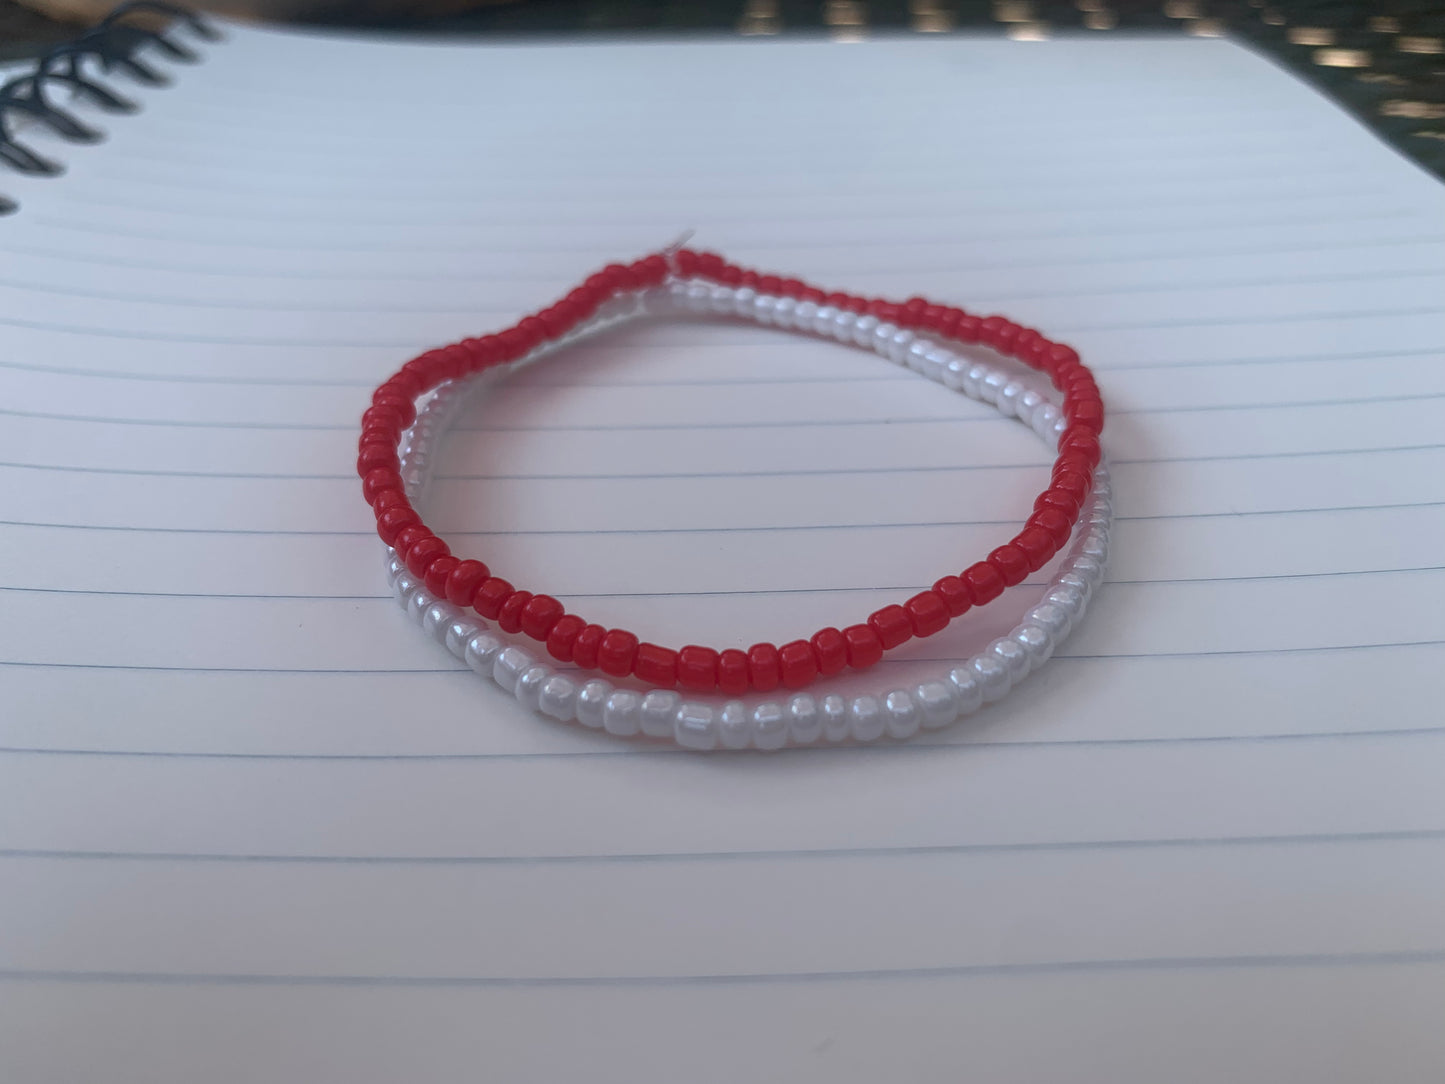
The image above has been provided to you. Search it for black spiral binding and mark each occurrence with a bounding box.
[0,2,217,214]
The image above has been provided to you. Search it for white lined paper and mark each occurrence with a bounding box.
[2,22,1443,1084]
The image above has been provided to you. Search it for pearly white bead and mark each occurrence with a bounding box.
[538,675,579,722]
[883,690,921,740]
[574,679,611,729]
[492,646,534,695]
[674,703,718,751]
[717,700,753,750]
[752,702,788,751]
[515,665,551,713]
[640,690,682,739]
[787,694,824,745]
[603,690,643,737]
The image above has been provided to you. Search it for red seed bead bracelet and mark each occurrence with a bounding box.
[358,248,1104,695]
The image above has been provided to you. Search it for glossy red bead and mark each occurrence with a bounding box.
[988,544,1030,587]
[963,561,1005,604]
[1053,471,1092,503]
[1028,507,1074,547]
[717,649,750,695]
[520,594,565,640]
[1035,487,1081,518]
[598,629,639,677]
[1013,527,1058,572]
[747,643,781,692]
[810,627,848,676]
[904,591,949,637]
[497,590,532,634]
[373,489,410,517]
[392,524,431,558]
[473,577,514,621]
[868,604,913,650]
[778,639,819,689]
[424,554,459,597]
[1066,398,1105,433]
[843,624,884,669]
[572,624,605,669]
[357,442,398,475]
[677,645,720,693]
[633,643,678,688]
[932,575,972,617]
[546,614,586,662]
[376,506,420,546]
[405,536,451,579]
[444,559,490,608]
[362,467,402,505]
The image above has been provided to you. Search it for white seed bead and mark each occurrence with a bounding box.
[422,601,458,643]
[787,694,824,745]
[811,304,838,336]
[392,571,417,603]
[385,554,405,581]
[794,299,819,329]
[886,328,915,364]
[1013,624,1055,668]
[603,690,643,738]
[463,632,503,677]
[941,356,970,391]
[492,647,535,695]
[821,694,850,742]
[990,637,1032,681]
[538,675,579,722]
[406,588,433,625]
[444,618,480,659]
[674,702,718,751]
[970,654,1012,702]
[684,281,711,312]
[884,690,921,740]
[709,284,735,316]
[752,702,788,751]
[575,679,610,729]
[979,369,1008,405]
[752,293,779,325]
[849,695,886,742]
[851,313,879,348]
[771,296,797,330]
[718,700,753,750]
[828,307,856,341]
[871,321,899,353]
[1027,602,1072,638]
[733,286,757,318]
[947,667,986,715]
[515,665,551,713]
[640,690,682,739]
[999,381,1027,417]
[915,681,960,730]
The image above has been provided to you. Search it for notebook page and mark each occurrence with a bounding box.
[1,22,1443,1083]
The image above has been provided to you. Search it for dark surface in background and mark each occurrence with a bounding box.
[3,0,1443,179]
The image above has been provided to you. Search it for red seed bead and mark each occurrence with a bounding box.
[717,648,750,695]
[445,559,490,607]
[405,536,451,579]
[371,392,416,428]
[747,642,782,693]
[362,467,403,505]
[376,506,420,545]
[598,629,640,677]
[1066,398,1105,433]
[811,627,848,676]
[1028,507,1074,548]
[546,614,586,662]
[988,544,1030,587]
[373,489,410,516]
[385,369,424,401]
[424,554,459,598]
[757,274,783,294]
[361,404,405,434]
[473,577,514,621]
[778,640,819,690]
[357,442,398,475]
[677,645,720,693]
[1053,471,1092,503]
[963,561,1005,605]
[1035,487,1081,518]
[954,313,983,342]
[633,643,678,688]
[1013,527,1058,572]
[1052,451,1095,482]
[932,575,973,617]
[673,249,700,275]
[497,590,532,634]
[868,604,913,650]
[843,624,884,669]
[904,591,949,637]
[520,594,565,640]
[392,524,431,559]
[572,624,605,669]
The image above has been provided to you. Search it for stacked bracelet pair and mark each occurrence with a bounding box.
[361,249,1111,749]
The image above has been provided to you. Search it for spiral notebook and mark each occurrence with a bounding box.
[2,13,1444,1084]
